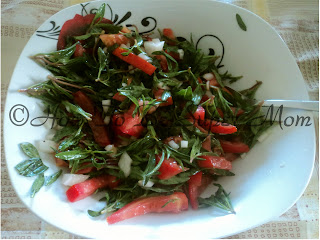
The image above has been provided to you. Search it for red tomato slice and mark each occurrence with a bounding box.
[112,104,144,138]
[155,154,183,180]
[190,118,237,135]
[163,28,176,45]
[220,140,250,153]
[188,171,212,209]
[112,92,127,102]
[74,43,86,57]
[154,89,173,107]
[66,175,119,202]
[107,192,188,224]
[155,55,168,72]
[197,155,232,170]
[202,135,212,152]
[73,91,112,147]
[57,14,112,50]
[192,105,205,121]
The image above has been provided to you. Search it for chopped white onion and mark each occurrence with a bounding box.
[151,38,161,43]
[144,40,165,56]
[105,144,117,156]
[177,49,184,59]
[121,82,128,87]
[138,53,152,62]
[157,82,170,90]
[61,174,90,186]
[180,140,188,148]
[118,152,132,177]
[120,43,128,48]
[168,140,179,149]
[138,180,154,188]
[103,116,111,125]
[102,99,111,113]
[36,140,57,153]
[203,72,214,81]
[108,93,113,96]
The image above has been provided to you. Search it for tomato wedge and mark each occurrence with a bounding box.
[66,175,119,202]
[163,28,176,45]
[73,91,111,147]
[192,105,205,121]
[112,92,127,102]
[190,118,237,135]
[112,47,157,75]
[188,171,212,209]
[220,140,250,153]
[57,14,112,50]
[197,155,232,170]
[112,104,144,138]
[107,192,188,224]
[156,154,183,180]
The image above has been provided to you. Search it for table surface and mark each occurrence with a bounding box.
[1,0,319,239]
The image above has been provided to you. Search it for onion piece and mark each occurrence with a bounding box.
[138,180,154,188]
[104,116,111,125]
[138,53,152,62]
[177,49,184,59]
[203,72,214,81]
[118,151,132,177]
[144,40,165,56]
[168,140,179,149]
[61,173,90,186]
[36,140,57,153]
[102,99,111,113]
[180,140,188,148]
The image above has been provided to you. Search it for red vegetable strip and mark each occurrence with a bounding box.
[66,175,119,202]
[112,47,156,75]
[197,155,232,170]
[220,140,250,153]
[107,192,188,224]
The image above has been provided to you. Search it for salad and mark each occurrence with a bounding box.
[17,4,271,224]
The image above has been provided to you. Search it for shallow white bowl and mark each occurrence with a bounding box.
[4,0,315,238]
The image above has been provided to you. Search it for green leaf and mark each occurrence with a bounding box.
[19,142,40,158]
[94,23,122,33]
[91,3,106,26]
[45,169,62,186]
[97,47,108,80]
[236,13,247,31]
[15,158,48,177]
[55,150,90,161]
[62,101,92,120]
[198,183,235,213]
[190,138,201,162]
[175,86,193,101]
[192,85,204,105]
[52,125,78,142]
[30,174,45,198]
[73,33,93,41]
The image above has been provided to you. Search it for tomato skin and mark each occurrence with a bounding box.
[106,192,188,224]
[202,135,212,152]
[188,172,212,209]
[73,91,111,147]
[112,92,127,102]
[112,48,157,75]
[57,14,112,50]
[193,105,205,121]
[163,28,176,45]
[66,175,119,202]
[220,140,250,153]
[112,104,144,138]
[74,43,86,57]
[199,119,237,134]
[155,154,183,180]
[197,155,232,170]
[154,89,173,107]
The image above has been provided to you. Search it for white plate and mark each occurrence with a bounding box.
[4,0,315,238]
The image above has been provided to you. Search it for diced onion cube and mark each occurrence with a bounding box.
[180,140,188,148]
[144,40,165,56]
[168,140,179,149]
[104,116,111,125]
[138,180,154,188]
[105,144,117,156]
[36,140,57,153]
[102,99,111,113]
[138,53,152,62]
[205,90,213,98]
[203,72,214,81]
[118,152,132,177]
[177,49,184,59]
[122,82,128,87]
[61,174,90,186]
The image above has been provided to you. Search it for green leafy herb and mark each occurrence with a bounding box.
[19,142,40,158]
[30,174,45,198]
[45,170,63,186]
[236,13,247,31]
[198,183,235,213]
[15,158,48,177]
